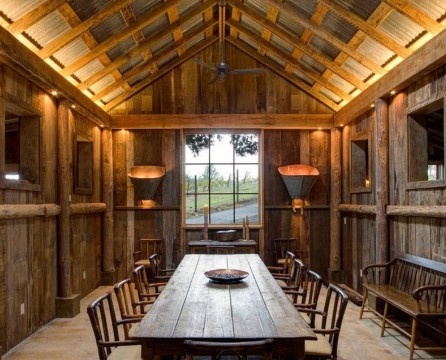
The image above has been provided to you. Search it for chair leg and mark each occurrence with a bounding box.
[409,318,417,360]
[359,288,368,319]
[380,302,388,337]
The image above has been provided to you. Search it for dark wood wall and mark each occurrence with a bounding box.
[340,64,446,292]
[0,65,58,354]
[0,65,103,354]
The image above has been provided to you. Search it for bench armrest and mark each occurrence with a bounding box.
[362,258,397,284]
[412,284,446,313]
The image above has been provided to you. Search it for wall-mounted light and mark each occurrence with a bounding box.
[278,164,319,215]
[128,165,165,205]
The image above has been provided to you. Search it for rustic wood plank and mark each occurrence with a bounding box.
[339,204,376,214]
[387,205,446,218]
[330,127,342,272]
[69,203,106,215]
[110,113,333,129]
[0,204,60,219]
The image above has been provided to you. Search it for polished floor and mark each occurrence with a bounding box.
[2,285,446,360]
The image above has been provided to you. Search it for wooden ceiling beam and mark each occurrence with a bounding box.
[166,5,186,56]
[37,0,133,59]
[257,5,279,56]
[60,0,184,77]
[227,19,352,101]
[231,1,365,91]
[226,36,340,111]
[78,3,216,91]
[103,36,218,112]
[5,0,66,34]
[382,0,444,35]
[334,27,446,126]
[110,113,334,129]
[0,26,109,125]
[261,0,386,75]
[317,0,411,58]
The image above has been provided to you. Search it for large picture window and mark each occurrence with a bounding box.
[184,132,260,225]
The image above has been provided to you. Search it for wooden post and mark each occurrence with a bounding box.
[101,128,115,284]
[0,95,5,177]
[56,99,80,317]
[375,98,389,265]
[329,127,342,280]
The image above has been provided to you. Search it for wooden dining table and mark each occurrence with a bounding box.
[130,254,316,359]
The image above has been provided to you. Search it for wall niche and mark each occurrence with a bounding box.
[350,131,371,193]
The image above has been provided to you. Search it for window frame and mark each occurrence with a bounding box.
[182,129,263,228]
[406,97,446,190]
[1,97,41,192]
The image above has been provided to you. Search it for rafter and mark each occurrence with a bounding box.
[317,0,411,58]
[91,21,217,102]
[103,36,218,112]
[78,8,217,91]
[257,5,279,56]
[260,0,386,76]
[226,36,341,111]
[231,1,365,91]
[5,0,66,34]
[36,0,133,59]
[382,0,444,35]
[227,19,353,102]
[57,4,125,87]
[60,0,184,77]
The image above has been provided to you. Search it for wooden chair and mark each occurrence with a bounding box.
[207,245,235,254]
[272,238,303,266]
[268,250,295,275]
[87,292,141,360]
[132,264,166,302]
[133,238,164,279]
[302,284,349,360]
[148,253,175,282]
[113,278,153,337]
[183,338,274,360]
[274,257,307,289]
[284,270,324,327]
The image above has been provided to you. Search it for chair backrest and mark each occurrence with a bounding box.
[113,278,145,338]
[87,292,139,360]
[132,264,164,300]
[207,245,235,254]
[318,284,349,357]
[299,270,323,307]
[139,238,163,259]
[184,339,274,360]
[288,257,307,287]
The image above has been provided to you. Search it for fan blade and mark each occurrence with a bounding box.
[207,74,221,85]
[194,58,217,71]
[231,68,266,75]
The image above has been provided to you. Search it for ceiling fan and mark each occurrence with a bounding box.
[194,0,265,84]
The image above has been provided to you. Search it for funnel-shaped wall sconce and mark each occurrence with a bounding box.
[128,165,165,205]
[278,164,319,214]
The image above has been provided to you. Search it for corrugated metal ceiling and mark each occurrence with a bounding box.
[0,0,445,112]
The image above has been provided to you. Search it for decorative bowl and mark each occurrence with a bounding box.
[204,269,249,284]
[215,230,237,241]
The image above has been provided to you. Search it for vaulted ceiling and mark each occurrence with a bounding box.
[0,0,445,113]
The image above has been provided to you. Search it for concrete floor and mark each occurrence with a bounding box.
[2,285,446,360]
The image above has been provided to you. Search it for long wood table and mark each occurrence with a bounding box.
[131,254,316,359]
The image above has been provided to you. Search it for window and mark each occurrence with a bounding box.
[184,132,260,225]
[408,99,445,185]
[5,110,40,184]
[350,131,371,193]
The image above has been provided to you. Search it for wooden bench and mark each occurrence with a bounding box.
[360,253,446,360]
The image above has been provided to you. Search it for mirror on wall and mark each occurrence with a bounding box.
[73,134,93,194]
[350,131,371,193]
